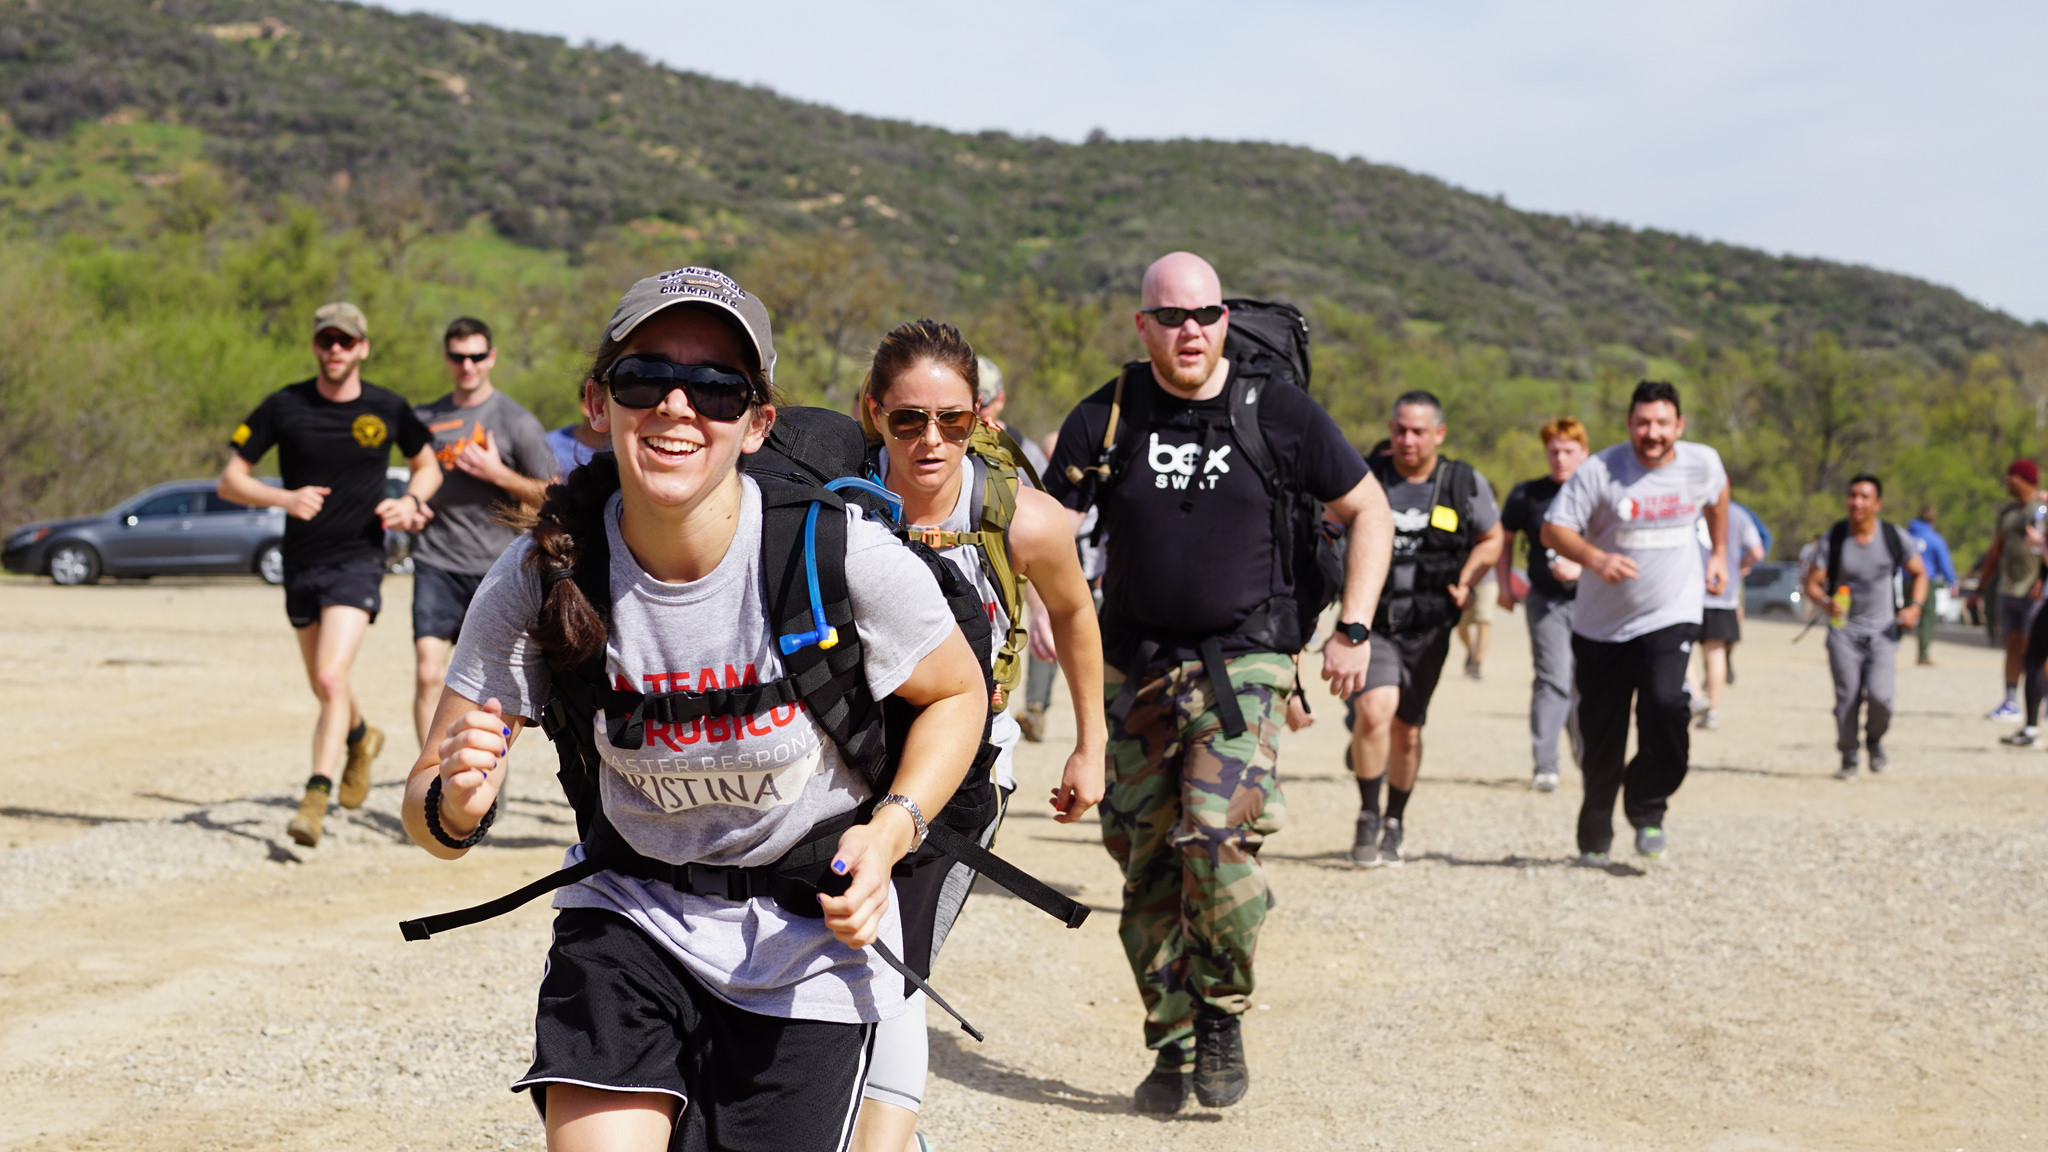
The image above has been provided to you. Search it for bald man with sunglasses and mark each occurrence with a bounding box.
[1043,252,1393,1114]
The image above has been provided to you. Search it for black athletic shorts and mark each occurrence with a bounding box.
[283,555,384,628]
[411,560,486,642]
[517,908,874,1152]
[1701,607,1741,644]
[1350,622,1455,728]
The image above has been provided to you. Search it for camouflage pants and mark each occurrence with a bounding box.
[1098,651,1290,1060]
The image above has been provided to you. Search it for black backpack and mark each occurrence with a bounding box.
[400,408,1085,1039]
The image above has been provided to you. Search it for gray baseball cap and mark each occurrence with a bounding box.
[605,266,776,383]
[312,301,367,341]
[975,355,1004,406]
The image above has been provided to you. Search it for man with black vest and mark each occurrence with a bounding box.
[1803,474,1928,779]
[1044,251,1392,1115]
[1346,391,1503,866]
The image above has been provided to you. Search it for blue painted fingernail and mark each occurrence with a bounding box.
[502,726,511,737]
[832,858,849,875]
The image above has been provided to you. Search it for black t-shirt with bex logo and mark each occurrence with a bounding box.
[231,379,433,572]
[1044,365,1367,658]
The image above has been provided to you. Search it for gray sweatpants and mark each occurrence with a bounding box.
[1826,627,1897,762]
[1526,586,1582,774]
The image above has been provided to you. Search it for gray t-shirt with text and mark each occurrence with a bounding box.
[413,390,557,575]
[446,478,957,1023]
[1546,441,1728,643]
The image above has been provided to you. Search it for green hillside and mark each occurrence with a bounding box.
[2,0,2045,561]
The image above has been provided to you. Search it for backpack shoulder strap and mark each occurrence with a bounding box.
[1225,363,1281,497]
[1881,521,1908,569]
[1437,458,1478,540]
[1826,520,1850,591]
[1882,521,1910,609]
[1102,363,1156,487]
[757,482,889,787]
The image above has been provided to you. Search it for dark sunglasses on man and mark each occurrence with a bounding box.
[445,349,491,364]
[603,355,757,422]
[314,330,360,351]
[880,406,977,443]
[1141,305,1225,328]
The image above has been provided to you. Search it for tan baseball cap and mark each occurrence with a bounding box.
[605,267,776,383]
[312,301,368,341]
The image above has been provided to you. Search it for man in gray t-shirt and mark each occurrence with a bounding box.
[410,318,558,746]
[1542,381,1728,863]
[1803,474,1928,780]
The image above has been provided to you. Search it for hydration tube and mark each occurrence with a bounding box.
[777,478,905,656]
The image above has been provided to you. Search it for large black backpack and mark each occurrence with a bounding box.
[400,408,1084,1038]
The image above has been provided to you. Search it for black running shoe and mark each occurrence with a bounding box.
[1192,1013,1249,1108]
[1133,1060,1191,1114]
[1349,811,1382,866]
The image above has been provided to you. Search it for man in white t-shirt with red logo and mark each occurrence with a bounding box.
[1543,381,1729,865]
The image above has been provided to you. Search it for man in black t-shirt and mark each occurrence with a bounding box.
[218,302,439,849]
[1044,252,1393,1115]
[1347,392,1503,867]
[1496,417,1591,793]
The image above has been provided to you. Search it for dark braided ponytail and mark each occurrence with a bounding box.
[527,452,620,671]
[524,332,629,671]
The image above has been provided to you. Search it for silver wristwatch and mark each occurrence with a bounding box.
[876,793,928,851]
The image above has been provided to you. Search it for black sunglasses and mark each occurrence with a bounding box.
[881,406,977,443]
[603,356,757,422]
[314,330,360,350]
[445,349,491,364]
[1141,305,1225,328]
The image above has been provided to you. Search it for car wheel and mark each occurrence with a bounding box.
[48,543,100,586]
[257,542,285,585]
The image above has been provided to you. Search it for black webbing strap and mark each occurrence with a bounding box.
[1199,636,1248,739]
[925,822,1089,929]
[1105,638,1161,728]
[871,937,982,1042]
[399,855,606,941]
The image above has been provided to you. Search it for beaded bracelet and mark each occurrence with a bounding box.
[425,776,498,850]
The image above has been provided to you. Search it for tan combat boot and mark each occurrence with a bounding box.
[287,780,332,847]
[338,724,384,809]
[1018,703,1047,743]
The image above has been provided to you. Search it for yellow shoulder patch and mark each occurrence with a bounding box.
[231,423,251,446]
[1430,505,1460,532]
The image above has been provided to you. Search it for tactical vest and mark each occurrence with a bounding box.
[1368,454,1479,635]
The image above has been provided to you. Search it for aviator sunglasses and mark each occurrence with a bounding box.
[1141,305,1225,327]
[880,406,978,443]
[603,355,757,422]
[314,330,360,351]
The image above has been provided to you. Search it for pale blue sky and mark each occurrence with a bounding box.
[382,1,2048,322]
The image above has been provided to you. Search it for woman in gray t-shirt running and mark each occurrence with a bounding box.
[401,271,987,1151]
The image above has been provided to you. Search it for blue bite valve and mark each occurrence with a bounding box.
[778,500,838,655]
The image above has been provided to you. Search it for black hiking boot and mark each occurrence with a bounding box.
[1192,1012,1249,1108]
[1133,1051,1191,1114]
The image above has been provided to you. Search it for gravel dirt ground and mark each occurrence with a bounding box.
[2,574,2043,1151]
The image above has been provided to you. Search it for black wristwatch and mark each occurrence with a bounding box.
[1335,620,1372,645]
